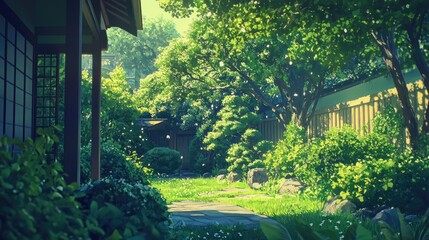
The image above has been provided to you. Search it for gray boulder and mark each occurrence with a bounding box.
[202,172,212,178]
[323,196,356,214]
[216,174,226,181]
[227,172,241,183]
[278,178,305,194]
[247,168,268,189]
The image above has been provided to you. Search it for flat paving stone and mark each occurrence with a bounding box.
[168,201,278,229]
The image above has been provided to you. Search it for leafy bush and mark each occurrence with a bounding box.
[0,128,89,239]
[80,139,151,184]
[331,151,429,213]
[294,125,397,198]
[142,147,181,174]
[372,106,404,144]
[203,95,260,170]
[264,122,306,178]
[78,177,171,239]
[188,136,212,173]
[226,129,272,176]
[261,208,429,240]
[331,156,397,208]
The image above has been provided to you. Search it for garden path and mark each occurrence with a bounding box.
[167,171,279,229]
[168,201,278,229]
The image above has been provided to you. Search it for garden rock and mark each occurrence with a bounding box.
[202,172,212,178]
[218,169,228,175]
[355,205,389,220]
[247,168,268,190]
[278,178,305,194]
[227,172,241,183]
[216,174,226,181]
[372,208,406,233]
[323,196,356,214]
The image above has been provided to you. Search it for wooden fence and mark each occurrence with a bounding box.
[257,118,285,143]
[258,77,429,146]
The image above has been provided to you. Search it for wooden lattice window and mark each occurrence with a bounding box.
[35,54,59,129]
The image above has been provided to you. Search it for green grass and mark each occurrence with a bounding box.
[152,177,365,239]
[151,178,260,204]
[172,225,266,240]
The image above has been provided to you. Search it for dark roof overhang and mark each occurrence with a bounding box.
[101,0,143,36]
[3,0,142,54]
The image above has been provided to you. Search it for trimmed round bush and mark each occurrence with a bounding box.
[142,147,181,174]
[78,177,171,239]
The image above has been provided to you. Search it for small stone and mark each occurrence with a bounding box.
[202,172,211,178]
[324,196,356,214]
[278,178,305,194]
[216,174,226,180]
[227,172,241,183]
[247,168,268,189]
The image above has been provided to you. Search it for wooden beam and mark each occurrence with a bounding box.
[91,43,101,181]
[64,0,83,185]
[83,0,101,39]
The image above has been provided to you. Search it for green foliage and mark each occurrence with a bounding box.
[173,225,266,240]
[188,136,212,173]
[372,106,404,141]
[78,177,171,239]
[265,113,428,212]
[261,208,429,240]
[331,157,397,208]
[0,128,89,239]
[226,128,272,176]
[203,95,261,170]
[73,67,152,169]
[264,122,307,178]
[330,140,428,212]
[107,17,179,88]
[142,147,182,174]
[80,139,151,184]
[294,125,396,199]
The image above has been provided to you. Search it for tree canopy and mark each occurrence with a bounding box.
[106,17,179,88]
[157,0,429,149]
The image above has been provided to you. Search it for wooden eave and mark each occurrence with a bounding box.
[34,0,142,53]
[101,0,142,36]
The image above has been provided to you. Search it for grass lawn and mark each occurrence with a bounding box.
[151,177,365,239]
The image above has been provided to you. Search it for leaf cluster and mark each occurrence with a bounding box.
[0,128,89,239]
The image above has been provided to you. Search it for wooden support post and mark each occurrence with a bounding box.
[91,46,101,180]
[64,0,82,185]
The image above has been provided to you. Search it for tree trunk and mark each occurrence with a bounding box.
[406,25,429,134]
[372,30,420,149]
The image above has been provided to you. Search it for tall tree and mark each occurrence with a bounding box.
[159,0,429,149]
[151,2,363,129]
[106,17,179,89]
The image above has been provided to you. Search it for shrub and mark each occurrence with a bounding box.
[203,95,260,171]
[294,125,396,198]
[78,177,171,239]
[226,129,272,176]
[80,139,151,184]
[372,105,403,144]
[331,151,429,214]
[189,136,212,173]
[142,147,181,174]
[264,122,306,178]
[0,128,89,239]
[330,156,397,208]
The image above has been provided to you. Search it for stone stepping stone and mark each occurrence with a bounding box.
[168,201,278,229]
